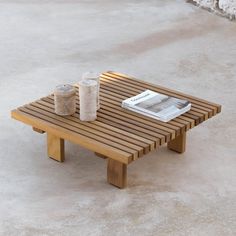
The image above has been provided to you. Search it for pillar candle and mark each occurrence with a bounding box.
[82,71,100,110]
[54,84,76,116]
[79,80,97,121]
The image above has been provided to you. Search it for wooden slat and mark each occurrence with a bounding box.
[41,97,156,151]
[98,93,193,131]
[103,71,221,114]
[104,72,221,115]
[99,87,185,130]
[99,76,206,123]
[43,96,163,146]
[101,73,211,119]
[98,109,170,143]
[11,109,132,164]
[89,112,164,145]
[11,71,221,167]
[100,99,182,136]
[98,81,195,129]
[99,93,177,137]
[21,105,140,160]
[38,98,154,152]
[31,101,146,158]
[100,101,176,139]
[100,75,213,120]
[94,117,160,148]
[111,71,221,113]
[57,86,192,134]
[99,86,190,131]
[98,91,194,130]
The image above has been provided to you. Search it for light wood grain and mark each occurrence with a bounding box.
[47,133,65,162]
[99,77,204,126]
[167,132,186,153]
[32,127,45,134]
[95,152,108,159]
[22,104,141,159]
[104,71,221,113]
[107,158,127,189]
[11,109,132,164]
[39,98,154,152]
[11,71,221,188]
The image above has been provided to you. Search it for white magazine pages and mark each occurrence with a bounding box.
[122,90,191,122]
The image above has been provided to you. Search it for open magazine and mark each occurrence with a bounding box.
[122,90,191,122]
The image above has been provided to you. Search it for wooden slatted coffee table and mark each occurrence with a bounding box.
[11,72,221,188]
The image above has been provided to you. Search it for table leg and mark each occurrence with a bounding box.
[167,132,186,153]
[47,133,65,162]
[95,152,108,159]
[33,127,45,134]
[107,159,127,189]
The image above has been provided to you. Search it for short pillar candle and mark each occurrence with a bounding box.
[54,84,76,116]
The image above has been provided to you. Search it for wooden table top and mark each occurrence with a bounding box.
[11,72,221,164]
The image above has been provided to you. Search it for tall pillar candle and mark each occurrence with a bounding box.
[82,72,100,110]
[54,84,76,116]
[79,80,97,121]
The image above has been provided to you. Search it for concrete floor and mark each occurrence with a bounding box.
[0,0,236,235]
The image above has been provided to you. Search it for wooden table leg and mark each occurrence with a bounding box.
[95,152,108,159]
[33,127,45,134]
[107,159,127,189]
[167,132,186,153]
[47,133,65,162]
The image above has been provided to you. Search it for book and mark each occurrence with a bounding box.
[122,90,191,122]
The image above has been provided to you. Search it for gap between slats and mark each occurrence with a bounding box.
[98,88,195,129]
[44,96,164,146]
[33,100,152,155]
[103,72,221,114]
[20,106,140,160]
[12,109,132,164]
[99,76,206,124]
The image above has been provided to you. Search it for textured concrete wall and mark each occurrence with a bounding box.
[192,0,236,19]
[219,0,236,16]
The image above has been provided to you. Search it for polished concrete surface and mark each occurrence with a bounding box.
[0,0,236,235]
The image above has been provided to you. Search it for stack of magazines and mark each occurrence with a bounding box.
[122,90,191,122]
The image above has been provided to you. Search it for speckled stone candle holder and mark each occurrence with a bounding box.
[54,84,76,116]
